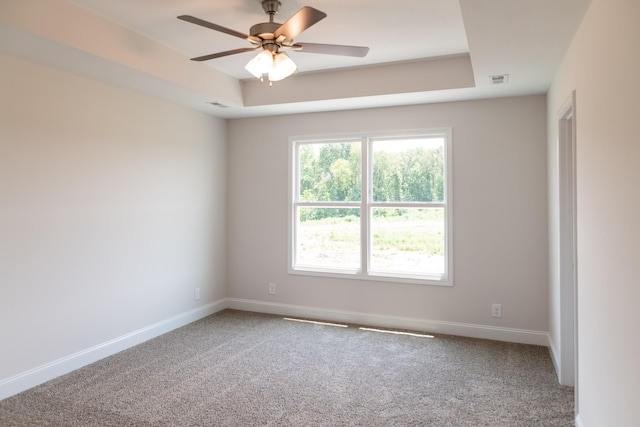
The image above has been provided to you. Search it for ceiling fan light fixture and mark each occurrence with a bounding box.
[179,3,368,82]
[268,52,297,81]
[244,49,273,79]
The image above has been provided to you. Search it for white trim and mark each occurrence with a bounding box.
[548,332,561,377]
[575,414,584,427]
[227,298,548,346]
[0,299,227,401]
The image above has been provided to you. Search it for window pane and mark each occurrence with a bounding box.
[296,207,360,269]
[298,142,361,202]
[370,208,445,275]
[372,138,444,202]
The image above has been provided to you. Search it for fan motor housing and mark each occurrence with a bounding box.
[250,22,281,39]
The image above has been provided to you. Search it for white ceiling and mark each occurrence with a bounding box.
[0,0,591,118]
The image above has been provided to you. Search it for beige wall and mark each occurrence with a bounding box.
[0,54,227,384]
[228,96,549,336]
[548,0,640,424]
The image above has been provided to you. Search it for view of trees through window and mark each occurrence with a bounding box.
[293,134,449,281]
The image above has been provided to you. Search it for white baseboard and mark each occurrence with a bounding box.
[575,414,584,427]
[227,298,549,346]
[0,300,227,401]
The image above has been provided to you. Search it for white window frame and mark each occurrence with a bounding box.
[288,128,453,286]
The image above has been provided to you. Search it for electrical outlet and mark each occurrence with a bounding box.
[492,303,502,318]
[268,283,276,295]
[194,288,201,301]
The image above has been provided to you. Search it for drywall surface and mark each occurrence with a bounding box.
[228,96,548,335]
[548,0,640,424]
[0,54,227,382]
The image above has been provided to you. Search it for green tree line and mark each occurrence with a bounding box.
[299,142,443,220]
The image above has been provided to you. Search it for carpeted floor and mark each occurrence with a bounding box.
[0,309,574,426]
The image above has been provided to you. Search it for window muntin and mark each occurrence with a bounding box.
[290,130,452,286]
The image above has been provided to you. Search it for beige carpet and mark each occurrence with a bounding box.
[0,309,574,426]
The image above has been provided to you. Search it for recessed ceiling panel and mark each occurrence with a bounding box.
[68,0,469,79]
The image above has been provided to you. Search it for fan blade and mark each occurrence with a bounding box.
[274,7,327,41]
[191,47,259,62]
[292,43,369,57]
[178,15,260,44]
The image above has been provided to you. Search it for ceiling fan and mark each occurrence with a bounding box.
[178,0,369,83]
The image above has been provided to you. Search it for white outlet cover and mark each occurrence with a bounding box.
[492,304,502,318]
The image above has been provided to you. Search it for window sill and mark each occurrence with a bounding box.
[289,267,453,287]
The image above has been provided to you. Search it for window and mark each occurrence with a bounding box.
[289,129,452,285]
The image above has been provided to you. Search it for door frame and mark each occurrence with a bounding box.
[557,91,578,403]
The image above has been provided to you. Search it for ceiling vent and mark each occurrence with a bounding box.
[489,74,509,85]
